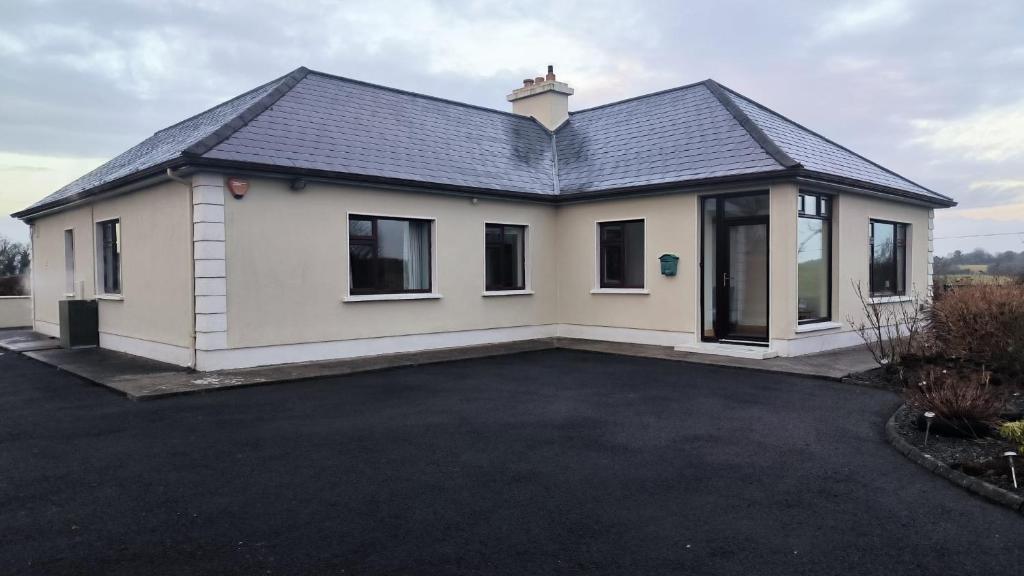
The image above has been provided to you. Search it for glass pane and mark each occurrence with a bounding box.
[349,243,374,291]
[349,219,372,238]
[819,197,830,217]
[797,218,829,321]
[503,226,525,289]
[728,223,768,339]
[601,223,623,242]
[624,221,644,287]
[485,224,500,244]
[723,194,770,217]
[603,245,623,286]
[702,198,717,338]
[895,224,906,295]
[485,243,501,289]
[871,222,895,295]
[64,230,75,295]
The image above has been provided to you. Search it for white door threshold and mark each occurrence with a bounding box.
[674,342,779,360]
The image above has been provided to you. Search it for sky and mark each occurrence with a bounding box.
[1,0,1022,256]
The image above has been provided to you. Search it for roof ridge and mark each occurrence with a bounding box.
[182,66,312,157]
[714,82,953,202]
[703,80,800,170]
[302,68,544,124]
[568,80,709,115]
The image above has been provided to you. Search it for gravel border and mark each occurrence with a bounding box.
[886,403,1024,515]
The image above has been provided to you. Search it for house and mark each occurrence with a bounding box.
[13,66,955,371]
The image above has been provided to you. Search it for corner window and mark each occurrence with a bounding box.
[797,193,831,323]
[349,215,431,295]
[599,220,644,289]
[869,220,908,297]
[485,224,525,291]
[96,219,121,295]
[64,229,75,295]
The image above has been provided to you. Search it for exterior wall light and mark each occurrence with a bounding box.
[1005,451,1018,489]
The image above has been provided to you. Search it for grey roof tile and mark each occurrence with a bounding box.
[14,68,952,218]
[556,84,784,194]
[719,85,951,202]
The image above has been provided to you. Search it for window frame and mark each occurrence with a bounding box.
[64,228,75,296]
[868,219,909,298]
[95,219,121,296]
[597,219,646,290]
[484,223,528,293]
[346,213,434,296]
[796,192,833,325]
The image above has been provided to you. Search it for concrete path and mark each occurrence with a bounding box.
[0,349,1018,575]
[1,327,880,399]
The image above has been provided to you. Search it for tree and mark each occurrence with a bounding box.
[0,235,30,296]
[0,236,30,277]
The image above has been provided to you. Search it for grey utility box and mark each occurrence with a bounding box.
[59,299,98,349]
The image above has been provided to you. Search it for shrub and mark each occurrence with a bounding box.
[906,368,1004,437]
[1000,421,1024,453]
[929,283,1024,382]
[848,281,929,379]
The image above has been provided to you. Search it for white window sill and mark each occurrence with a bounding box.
[868,295,912,305]
[95,294,124,301]
[590,288,650,295]
[343,293,443,302]
[482,290,534,297]
[795,321,842,333]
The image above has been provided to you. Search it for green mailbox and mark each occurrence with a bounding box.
[659,254,679,276]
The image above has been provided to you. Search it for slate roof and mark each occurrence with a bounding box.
[14,67,953,218]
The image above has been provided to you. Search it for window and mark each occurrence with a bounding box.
[485,224,525,291]
[64,229,75,295]
[96,219,121,295]
[869,220,908,297]
[349,215,431,295]
[599,220,644,289]
[797,193,831,323]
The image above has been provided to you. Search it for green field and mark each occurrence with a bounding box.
[937,273,1015,286]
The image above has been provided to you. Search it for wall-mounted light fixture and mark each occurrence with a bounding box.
[227,177,249,199]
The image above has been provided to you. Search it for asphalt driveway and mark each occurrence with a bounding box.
[0,348,1019,575]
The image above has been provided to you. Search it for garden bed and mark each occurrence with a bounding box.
[892,399,1022,494]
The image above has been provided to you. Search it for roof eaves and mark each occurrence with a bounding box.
[703,79,800,170]
[797,172,957,208]
[183,66,312,158]
[713,82,953,203]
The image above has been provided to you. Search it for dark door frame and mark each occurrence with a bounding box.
[699,192,771,344]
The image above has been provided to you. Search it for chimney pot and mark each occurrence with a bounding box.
[523,78,534,87]
[546,65,555,81]
[535,76,544,84]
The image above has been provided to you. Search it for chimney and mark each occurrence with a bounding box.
[507,65,574,130]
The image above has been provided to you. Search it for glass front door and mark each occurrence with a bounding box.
[701,193,770,343]
[723,222,768,341]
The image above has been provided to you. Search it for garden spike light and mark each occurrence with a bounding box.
[1003,450,1019,485]
[923,411,935,447]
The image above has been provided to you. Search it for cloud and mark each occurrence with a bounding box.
[815,0,913,41]
[909,99,1024,162]
[949,202,1024,222]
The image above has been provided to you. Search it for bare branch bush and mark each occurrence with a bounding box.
[847,280,929,381]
